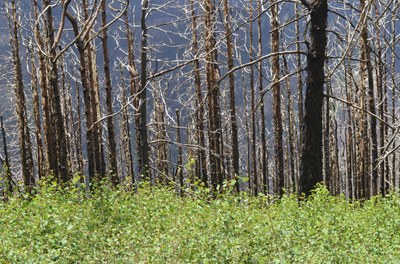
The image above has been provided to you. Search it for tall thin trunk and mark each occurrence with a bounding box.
[332,115,340,195]
[87,46,106,180]
[119,65,135,186]
[204,0,222,190]
[60,54,72,178]
[360,0,377,196]
[34,0,52,176]
[283,56,296,194]
[242,64,251,192]
[295,3,304,128]
[43,0,69,183]
[88,44,105,180]
[29,49,44,181]
[101,0,119,186]
[270,0,284,196]
[123,9,138,185]
[154,90,168,184]
[222,0,239,191]
[1,116,12,196]
[8,0,34,191]
[391,10,397,190]
[345,61,354,200]
[295,2,303,186]
[373,0,387,195]
[324,78,331,191]
[80,0,103,181]
[258,0,268,194]
[176,109,184,196]
[74,76,84,178]
[248,0,258,195]
[66,11,96,185]
[190,0,208,186]
[299,0,328,196]
[138,0,150,181]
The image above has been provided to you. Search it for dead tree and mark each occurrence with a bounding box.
[138,0,150,181]
[248,0,258,195]
[299,0,328,196]
[204,0,223,190]
[7,0,34,191]
[360,0,378,196]
[222,0,240,191]
[189,0,208,186]
[1,116,12,196]
[101,0,119,186]
[270,0,284,196]
[43,0,70,183]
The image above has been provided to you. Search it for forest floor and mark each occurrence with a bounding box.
[0,183,399,263]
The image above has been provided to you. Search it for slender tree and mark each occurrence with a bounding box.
[270,0,284,196]
[189,0,208,186]
[7,0,34,191]
[222,0,239,190]
[204,0,223,190]
[1,116,12,197]
[43,0,70,183]
[101,0,119,186]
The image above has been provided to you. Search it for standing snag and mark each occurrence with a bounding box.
[299,0,328,196]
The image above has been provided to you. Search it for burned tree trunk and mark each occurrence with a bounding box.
[299,0,328,196]
[138,0,150,181]
[43,0,70,183]
[123,10,138,185]
[222,0,239,191]
[189,0,208,186]
[204,0,223,190]
[248,0,258,195]
[66,11,96,185]
[270,0,284,196]
[29,48,44,181]
[8,0,34,191]
[176,110,184,196]
[360,0,378,196]
[101,0,119,186]
[258,0,268,195]
[1,116,12,196]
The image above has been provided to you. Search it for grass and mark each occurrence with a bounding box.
[0,182,399,263]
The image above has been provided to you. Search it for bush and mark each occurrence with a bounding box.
[0,184,399,263]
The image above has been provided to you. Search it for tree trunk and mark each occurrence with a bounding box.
[8,0,34,191]
[44,0,70,183]
[204,0,223,190]
[299,0,328,196]
[119,65,136,186]
[258,0,268,194]
[34,0,52,177]
[222,0,239,191]
[176,110,184,196]
[1,116,12,197]
[270,0,284,196]
[360,0,378,196]
[248,0,258,195]
[189,0,208,186]
[66,11,96,185]
[283,56,296,194]
[29,49,44,181]
[123,9,138,186]
[101,0,119,186]
[139,0,150,182]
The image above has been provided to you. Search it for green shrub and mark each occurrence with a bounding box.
[0,184,399,263]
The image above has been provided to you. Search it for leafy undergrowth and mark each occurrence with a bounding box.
[0,183,399,263]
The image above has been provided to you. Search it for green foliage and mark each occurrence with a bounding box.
[0,184,399,263]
